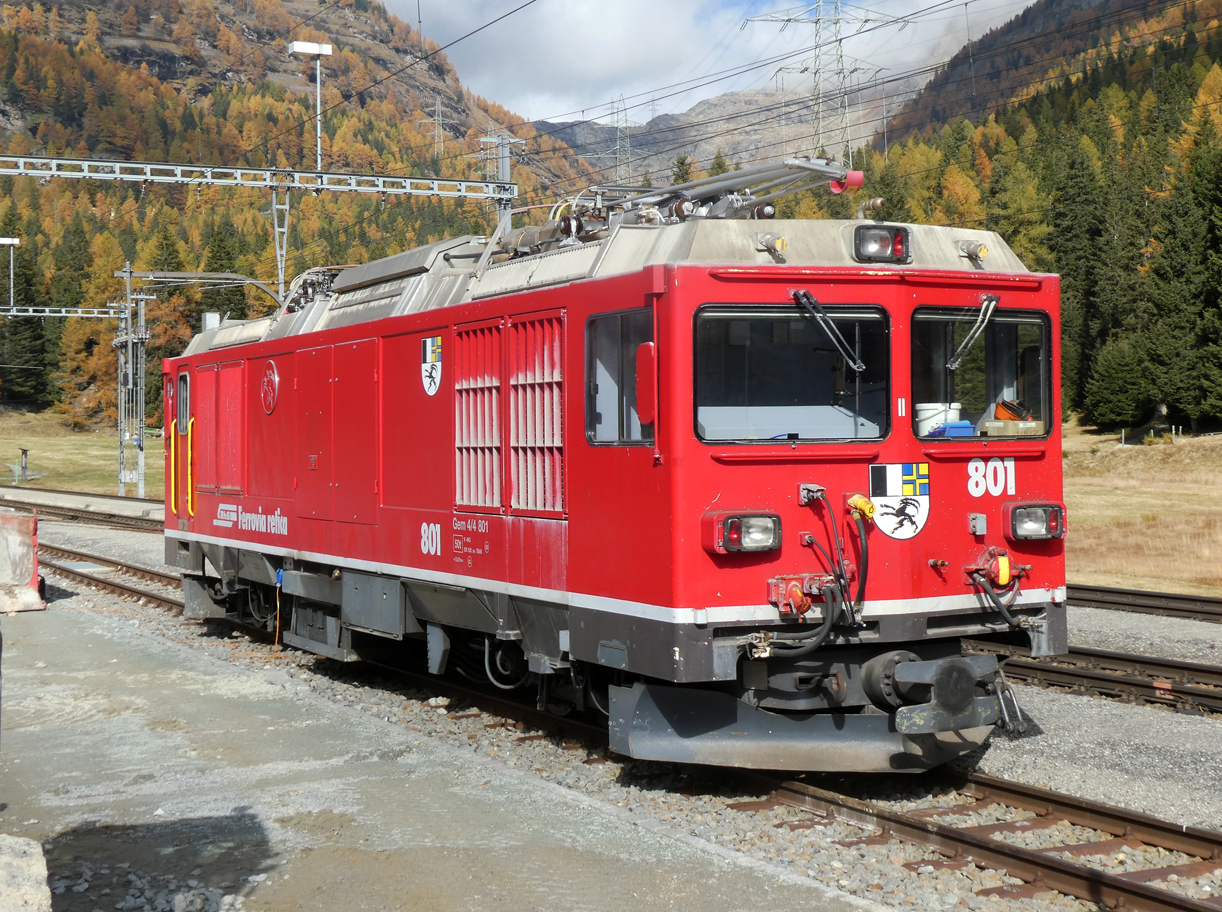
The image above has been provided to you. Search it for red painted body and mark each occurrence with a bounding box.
[164,264,1063,617]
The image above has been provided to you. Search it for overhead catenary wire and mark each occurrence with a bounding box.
[381,0,1187,189]
[172,0,1221,279]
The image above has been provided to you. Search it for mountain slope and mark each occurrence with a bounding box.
[887,0,1222,140]
[0,0,588,196]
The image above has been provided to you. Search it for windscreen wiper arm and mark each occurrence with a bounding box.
[946,294,1000,370]
[792,289,865,372]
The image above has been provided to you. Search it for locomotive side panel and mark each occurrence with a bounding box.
[381,328,452,514]
[194,364,218,494]
[247,352,296,502]
[378,326,479,581]
[333,338,378,524]
[565,272,672,607]
[296,344,333,521]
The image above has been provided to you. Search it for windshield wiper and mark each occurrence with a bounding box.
[946,294,1000,370]
[792,289,865,372]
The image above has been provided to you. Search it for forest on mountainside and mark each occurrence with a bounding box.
[770,0,1222,431]
[0,0,587,425]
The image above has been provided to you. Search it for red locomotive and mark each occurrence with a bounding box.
[163,158,1066,771]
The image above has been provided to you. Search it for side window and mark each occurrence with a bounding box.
[586,308,653,444]
[176,373,189,429]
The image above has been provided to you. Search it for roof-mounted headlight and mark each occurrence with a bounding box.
[854,225,911,264]
[701,512,781,554]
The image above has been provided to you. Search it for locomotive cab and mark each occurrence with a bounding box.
[163,158,1065,773]
[596,247,1063,771]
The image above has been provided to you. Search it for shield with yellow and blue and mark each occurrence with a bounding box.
[421,335,442,397]
[868,462,930,539]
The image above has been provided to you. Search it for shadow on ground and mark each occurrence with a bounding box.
[42,809,276,911]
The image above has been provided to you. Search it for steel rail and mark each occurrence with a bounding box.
[965,640,1222,714]
[37,544,181,590]
[39,556,184,613]
[1068,584,1222,624]
[0,486,161,507]
[759,773,1222,912]
[4,500,163,532]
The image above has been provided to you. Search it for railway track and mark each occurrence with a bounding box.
[752,772,1222,912]
[965,640,1222,715]
[37,544,183,612]
[2,485,161,507]
[7,499,164,532]
[1068,584,1222,624]
[37,541,1222,910]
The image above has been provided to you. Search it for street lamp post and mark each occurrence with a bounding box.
[0,237,19,311]
[288,41,334,171]
[0,237,19,373]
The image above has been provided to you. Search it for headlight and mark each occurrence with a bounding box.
[702,512,781,554]
[854,225,911,264]
[1005,503,1065,540]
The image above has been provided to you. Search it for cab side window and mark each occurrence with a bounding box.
[586,308,653,444]
[176,373,190,429]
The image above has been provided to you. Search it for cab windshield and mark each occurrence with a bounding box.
[694,305,889,442]
[911,307,1050,439]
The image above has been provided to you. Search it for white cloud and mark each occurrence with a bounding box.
[384,0,1040,123]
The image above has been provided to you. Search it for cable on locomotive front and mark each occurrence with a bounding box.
[768,584,843,657]
[962,544,1032,629]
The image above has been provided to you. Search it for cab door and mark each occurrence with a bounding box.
[169,370,192,526]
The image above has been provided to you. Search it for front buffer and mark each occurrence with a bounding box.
[609,653,999,772]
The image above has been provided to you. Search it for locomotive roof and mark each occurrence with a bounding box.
[186,218,1032,355]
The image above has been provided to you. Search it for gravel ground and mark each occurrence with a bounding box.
[23,523,1222,910]
[37,524,172,575]
[1066,604,1221,664]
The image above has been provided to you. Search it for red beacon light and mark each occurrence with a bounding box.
[854,224,911,264]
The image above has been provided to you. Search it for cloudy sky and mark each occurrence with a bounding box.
[385,0,1042,124]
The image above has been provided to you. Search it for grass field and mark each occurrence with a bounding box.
[1061,419,1222,595]
[0,409,165,500]
[1,408,1218,596]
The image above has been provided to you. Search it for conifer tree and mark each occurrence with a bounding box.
[1083,336,1151,428]
[1045,127,1104,411]
[200,222,246,321]
[0,207,49,408]
[670,154,693,185]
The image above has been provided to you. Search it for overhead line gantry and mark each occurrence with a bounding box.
[0,152,519,300]
[0,149,519,497]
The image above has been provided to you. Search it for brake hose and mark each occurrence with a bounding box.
[823,508,856,608]
[771,585,841,657]
[852,511,869,611]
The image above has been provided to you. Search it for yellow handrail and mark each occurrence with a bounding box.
[187,416,196,517]
[169,418,177,515]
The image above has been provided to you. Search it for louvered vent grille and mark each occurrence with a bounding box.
[455,324,502,508]
[509,316,564,514]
